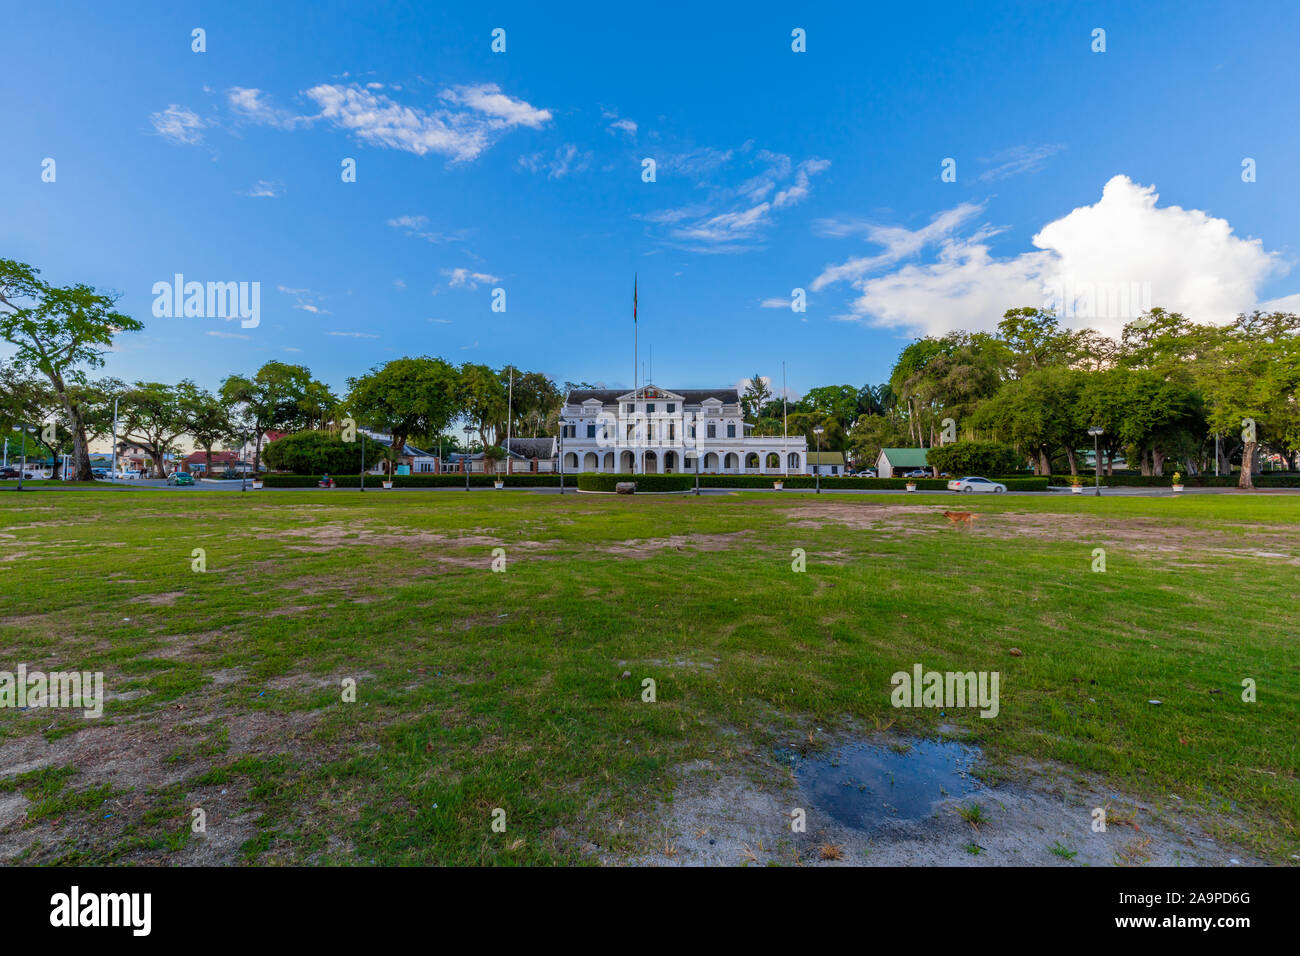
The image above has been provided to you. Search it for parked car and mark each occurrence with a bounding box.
[903,469,932,478]
[0,467,20,480]
[947,476,1007,493]
[166,472,196,486]
[91,467,110,479]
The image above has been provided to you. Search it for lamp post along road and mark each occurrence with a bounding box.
[557,421,565,495]
[813,426,825,494]
[1088,427,1104,496]
[359,432,366,491]
[463,426,474,491]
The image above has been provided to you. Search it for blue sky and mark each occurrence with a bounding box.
[4,0,1299,399]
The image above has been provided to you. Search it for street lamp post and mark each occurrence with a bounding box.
[694,444,700,496]
[15,425,37,492]
[1088,427,1104,497]
[557,420,565,495]
[359,431,366,492]
[813,426,825,494]
[463,426,474,491]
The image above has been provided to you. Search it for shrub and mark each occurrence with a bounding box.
[926,441,1021,477]
[262,431,386,475]
[576,473,694,493]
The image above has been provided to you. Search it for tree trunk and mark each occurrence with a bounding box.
[59,392,94,480]
[1239,441,1256,489]
[204,447,213,473]
[253,434,263,474]
[1065,447,1078,476]
[1036,449,1051,475]
[1152,448,1167,477]
[150,451,166,478]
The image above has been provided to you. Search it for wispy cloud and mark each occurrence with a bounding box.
[641,148,830,253]
[302,82,551,162]
[444,268,500,289]
[517,143,593,179]
[327,331,379,339]
[149,105,205,145]
[386,215,466,243]
[278,285,332,314]
[240,179,283,198]
[206,330,249,340]
[227,88,311,130]
[977,143,1065,182]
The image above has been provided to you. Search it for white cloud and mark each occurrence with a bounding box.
[815,175,1286,337]
[303,82,551,162]
[977,144,1065,183]
[394,279,407,290]
[227,88,309,129]
[773,158,831,209]
[149,105,205,145]
[644,149,830,253]
[327,331,378,338]
[206,330,249,340]
[517,143,592,179]
[386,214,464,243]
[444,268,500,289]
[240,179,282,198]
[760,297,793,309]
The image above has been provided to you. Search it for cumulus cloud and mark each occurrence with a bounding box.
[149,105,205,145]
[814,175,1286,337]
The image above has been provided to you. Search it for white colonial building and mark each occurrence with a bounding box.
[558,384,807,474]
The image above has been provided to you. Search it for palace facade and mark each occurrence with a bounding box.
[558,385,808,474]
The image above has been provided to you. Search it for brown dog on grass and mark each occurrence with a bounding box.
[943,511,977,527]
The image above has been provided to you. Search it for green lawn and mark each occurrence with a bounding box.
[0,487,1296,864]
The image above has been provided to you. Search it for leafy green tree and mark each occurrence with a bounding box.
[119,381,197,477]
[925,440,1021,476]
[458,362,509,448]
[0,260,142,478]
[847,413,908,469]
[971,366,1084,474]
[262,430,387,475]
[347,357,458,475]
[741,374,772,422]
[219,361,317,472]
[183,387,234,474]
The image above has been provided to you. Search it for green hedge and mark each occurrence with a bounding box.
[258,472,1052,492]
[576,473,695,492]
[1049,473,1300,488]
[259,473,564,488]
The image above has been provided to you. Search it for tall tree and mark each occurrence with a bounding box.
[740,374,772,422]
[0,260,142,479]
[219,361,316,472]
[346,357,459,474]
[119,381,198,477]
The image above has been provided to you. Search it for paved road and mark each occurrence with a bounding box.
[9,479,1295,497]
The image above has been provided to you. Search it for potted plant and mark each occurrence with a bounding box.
[773,478,784,490]
[905,480,917,492]
[382,476,394,489]
[1171,471,1183,493]
[251,473,263,490]
[1070,475,1083,494]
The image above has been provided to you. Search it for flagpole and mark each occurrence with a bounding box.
[506,366,513,475]
[782,362,789,477]
[633,275,638,401]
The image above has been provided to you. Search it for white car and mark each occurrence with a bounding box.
[948,476,1007,493]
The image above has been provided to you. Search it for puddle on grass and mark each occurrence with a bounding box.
[795,739,983,831]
